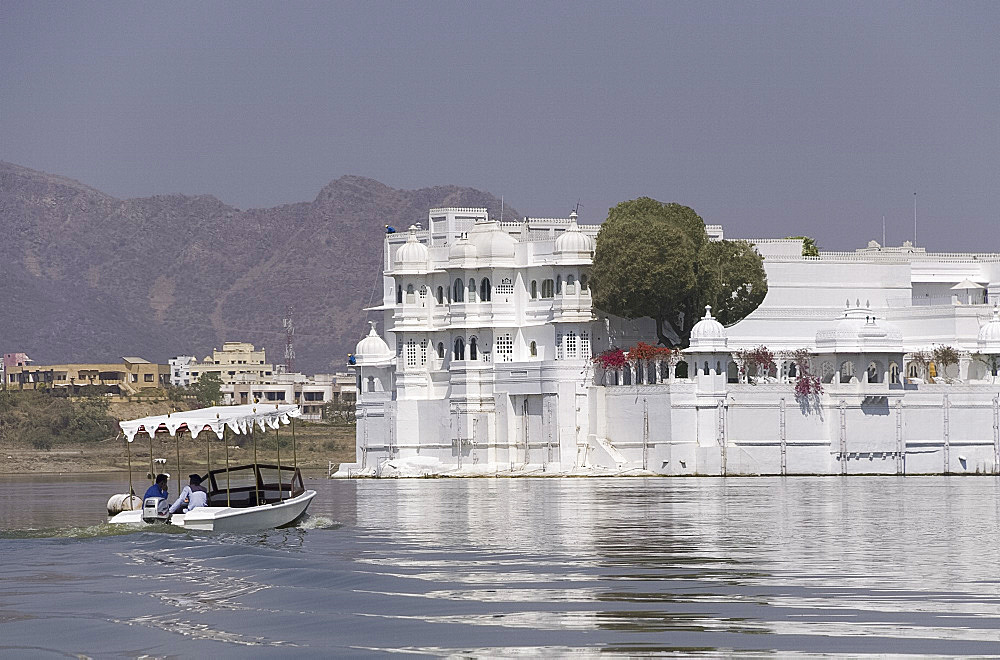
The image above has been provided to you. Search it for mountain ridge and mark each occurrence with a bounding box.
[0,162,520,372]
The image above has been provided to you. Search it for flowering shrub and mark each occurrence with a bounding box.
[790,348,823,398]
[593,347,627,370]
[794,374,823,397]
[626,342,673,362]
[736,345,774,382]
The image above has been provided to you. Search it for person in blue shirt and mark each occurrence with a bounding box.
[348,353,356,365]
[143,473,169,500]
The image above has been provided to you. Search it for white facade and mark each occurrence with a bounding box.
[336,209,1000,477]
[231,372,357,420]
[168,356,195,387]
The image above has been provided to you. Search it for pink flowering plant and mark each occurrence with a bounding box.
[790,348,823,398]
[736,345,774,383]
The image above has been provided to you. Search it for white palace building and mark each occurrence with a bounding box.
[334,207,1000,477]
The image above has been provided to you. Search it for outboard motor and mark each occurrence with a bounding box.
[142,497,171,524]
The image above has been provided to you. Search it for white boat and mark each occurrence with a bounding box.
[109,489,316,532]
[108,404,317,532]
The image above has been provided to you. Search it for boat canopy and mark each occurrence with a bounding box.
[120,403,301,442]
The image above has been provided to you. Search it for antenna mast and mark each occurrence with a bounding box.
[283,305,295,374]
[913,192,917,246]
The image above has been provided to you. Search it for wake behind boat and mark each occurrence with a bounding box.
[108,403,316,532]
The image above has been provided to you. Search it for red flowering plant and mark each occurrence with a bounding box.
[790,348,823,398]
[626,342,672,362]
[593,347,627,371]
[735,345,774,384]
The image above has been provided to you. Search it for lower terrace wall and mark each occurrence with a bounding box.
[591,383,1000,475]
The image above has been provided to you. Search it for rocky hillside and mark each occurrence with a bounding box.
[0,162,519,371]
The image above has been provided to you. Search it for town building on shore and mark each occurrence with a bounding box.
[187,342,275,386]
[4,357,169,395]
[335,207,1000,478]
[173,341,357,420]
[231,372,356,420]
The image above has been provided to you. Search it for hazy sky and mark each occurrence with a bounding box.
[2,1,998,251]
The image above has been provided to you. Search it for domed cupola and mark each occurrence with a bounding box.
[468,219,516,263]
[393,225,429,272]
[448,233,478,265]
[554,211,594,261]
[687,305,728,352]
[354,321,393,366]
[978,304,1000,353]
[815,299,903,353]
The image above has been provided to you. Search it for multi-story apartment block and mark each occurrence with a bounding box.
[5,357,169,395]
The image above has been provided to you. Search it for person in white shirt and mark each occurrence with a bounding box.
[169,474,209,514]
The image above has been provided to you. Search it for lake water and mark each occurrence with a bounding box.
[2,475,999,657]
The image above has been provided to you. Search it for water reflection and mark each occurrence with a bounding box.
[1,476,999,656]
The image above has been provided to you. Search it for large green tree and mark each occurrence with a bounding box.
[591,198,768,347]
[189,372,222,406]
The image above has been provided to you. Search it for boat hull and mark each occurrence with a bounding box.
[108,490,316,532]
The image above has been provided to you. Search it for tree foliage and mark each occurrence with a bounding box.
[786,236,820,256]
[188,373,222,406]
[0,390,117,449]
[591,197,768,347]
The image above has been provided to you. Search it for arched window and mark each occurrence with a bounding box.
[541,279,554,298]
[840,360,855,383]
[453,279,464,303]
[469,336,478,360]
[454,337,465,361]
[704,360,710,375]
[396,285,403,304]
[531,280,538,299]
[889,362,900,384]
[580,274,589,290]
[406,284,414,303]
[436,286,444,304]
[468,278,476,302]
[675,360,689,379]
[530,341,537,357]
[567,274,575,292]
[556,275,563,294]
[716,360,721,375]
[867,361,880,383]
[727,361,739,383]
[437,342,445,359]
[480,278,491,302]
[367,376,375,393]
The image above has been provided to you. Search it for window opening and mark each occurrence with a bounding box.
[406,339,417,368]
[496,334,513,362]
[565,331,577,358]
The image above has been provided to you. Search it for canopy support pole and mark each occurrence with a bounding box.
[275,409,283,500]
[223,424,231,507]
[126,435,134,506]
[148,434,154,484]
[291,414,298,469]
[252,414,261,505]
[175,433,182,495]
